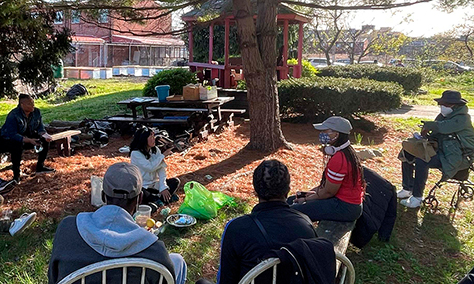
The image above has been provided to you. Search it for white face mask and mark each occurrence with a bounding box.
[440,105,453,117]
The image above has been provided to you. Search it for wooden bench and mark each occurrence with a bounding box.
[147,107,209,113]
[51,130,81,157]
[213,109,246,128]
[104,116,189,125]
[316,220,355,282]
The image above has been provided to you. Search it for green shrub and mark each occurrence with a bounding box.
[143,68,197,97]
[287,58,319,77]
[278,77,403,119]
[317,64,423,94]
[236,80,247,90]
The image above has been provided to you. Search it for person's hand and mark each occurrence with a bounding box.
[163,148,173,157]
[42,133,53,142]
[24,137,40,146]
[421,128,429,137]
[293,197,306,204]
[160,189,171,202]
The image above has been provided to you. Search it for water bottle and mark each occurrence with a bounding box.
[34,143,43,153]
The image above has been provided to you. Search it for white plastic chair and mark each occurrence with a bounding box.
[238,252,355,284]
[57,257,175,284]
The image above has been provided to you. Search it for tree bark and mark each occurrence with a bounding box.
[233,0,288,152]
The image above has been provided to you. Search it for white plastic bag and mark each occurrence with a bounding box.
[91,176,105,207]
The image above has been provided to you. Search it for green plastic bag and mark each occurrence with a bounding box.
[178,181,235,220]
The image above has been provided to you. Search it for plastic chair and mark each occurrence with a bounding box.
[424,165,474,211]
[57,258,175,284]
[238,252,355,284]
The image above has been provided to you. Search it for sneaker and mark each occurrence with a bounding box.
[9,212,37,236]
[0,179,17,195]
[397,189,413,199]
[400,196,422,208]
[36,166,55,175]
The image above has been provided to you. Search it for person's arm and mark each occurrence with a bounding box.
[216,221,240,284]
[36,109,46,135]
[2,112,24,143]
[307,180,341,201]
[130,151,165,173]
[423,114,470,135]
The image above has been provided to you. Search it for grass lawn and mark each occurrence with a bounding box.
[403,72,474,107]
[1,78,474,284]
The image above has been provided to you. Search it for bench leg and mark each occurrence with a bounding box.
[64,136,72,156]
[56,140,64,156]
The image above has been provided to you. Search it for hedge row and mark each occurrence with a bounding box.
[278,77,403,119]
[317,64,423,94]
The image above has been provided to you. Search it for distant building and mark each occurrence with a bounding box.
[54,0,187,67]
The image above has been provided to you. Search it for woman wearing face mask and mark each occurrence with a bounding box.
[288,116,366,222]
[397,90,474,208]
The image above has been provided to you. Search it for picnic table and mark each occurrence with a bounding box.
[116,96,234,124]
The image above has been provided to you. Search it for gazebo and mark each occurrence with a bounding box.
[182,0,311,89]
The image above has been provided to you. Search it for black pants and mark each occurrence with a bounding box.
[459,267,474,284]
[0,136,50,180]
[142,177,180,204]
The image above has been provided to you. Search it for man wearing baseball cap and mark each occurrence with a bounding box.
[48,162,187,284]
[398,90,474,208]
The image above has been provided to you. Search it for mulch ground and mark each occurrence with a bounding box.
[0,115,408,222]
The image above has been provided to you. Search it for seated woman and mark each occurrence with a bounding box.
[397,90,474,208]
[288,116,365,222]
[130,127,180,212]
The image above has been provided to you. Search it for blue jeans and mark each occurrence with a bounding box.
[170,253,187,284]
[287,196,362,222]
[401,151,442,198]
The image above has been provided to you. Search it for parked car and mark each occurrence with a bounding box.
[308,58,331,68]
[358,60,383,67]
[334,59,350,66]
[422,60,471,73]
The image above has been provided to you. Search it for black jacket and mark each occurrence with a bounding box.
[217,201,317,284]
[350,167,397,248]
[270,238,336,284]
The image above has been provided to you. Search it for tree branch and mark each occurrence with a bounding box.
[282,0,433,10]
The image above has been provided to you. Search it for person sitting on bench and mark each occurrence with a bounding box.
[130,126,180,213]
[0,94,55,183]
[288,116,366,222]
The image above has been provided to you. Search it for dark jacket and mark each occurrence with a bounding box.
[0,105,45,142]
[423,105,474,178]
[350,167,397,248]
[271,238,336,284]
[217,201,317,284]
[48,206,175,284]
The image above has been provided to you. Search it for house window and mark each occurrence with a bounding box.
[54,11,64,24]
[71,10,80,24]
[98,9,109,23]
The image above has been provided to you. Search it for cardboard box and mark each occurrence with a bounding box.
[183,84,200,100]
[199,86,218,100]
[166,95,183,101]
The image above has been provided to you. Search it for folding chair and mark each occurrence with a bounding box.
[238,252,355,284]
[57,258,175,284]
[424,164,474,211]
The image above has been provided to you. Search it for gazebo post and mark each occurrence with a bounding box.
[282,20,289,79]
[209,24,214,63]
[297,22,303,78]
[188,24,194,63]
[224,18,230,89]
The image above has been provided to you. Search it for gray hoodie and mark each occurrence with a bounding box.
[48,205,175,284]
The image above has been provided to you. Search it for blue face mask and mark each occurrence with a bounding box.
[319,132,332,144]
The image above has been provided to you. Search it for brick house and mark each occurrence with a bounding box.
[54,1,187,67]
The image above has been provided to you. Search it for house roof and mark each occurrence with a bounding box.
[182,0,310,23]
[111,35,185,46]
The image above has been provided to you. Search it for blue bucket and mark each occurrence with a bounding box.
[155,85,170,102]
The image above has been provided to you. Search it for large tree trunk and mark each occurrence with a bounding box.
[233,0,288,152]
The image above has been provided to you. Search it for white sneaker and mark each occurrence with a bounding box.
[9,212,36,236]
[400,196,422,208]
[397,189,413,199]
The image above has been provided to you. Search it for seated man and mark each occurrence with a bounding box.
[0,94,54,183]
[201,160,319,284]
[398,90,474,208]
[48,162,186,284]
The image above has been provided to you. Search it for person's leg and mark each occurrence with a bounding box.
[8,141,24,182]
[290,197,362,222]
[169,253,187,284]
[166,178,180,196]
[36,137,53,172]
[412,154,442,198]
[0,220,12,234]
[195,279,214,284]
[402,161,415,191]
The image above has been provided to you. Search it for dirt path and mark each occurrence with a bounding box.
[380,104,474,120]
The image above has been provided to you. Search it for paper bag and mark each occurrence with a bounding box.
[402,138,437,162]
